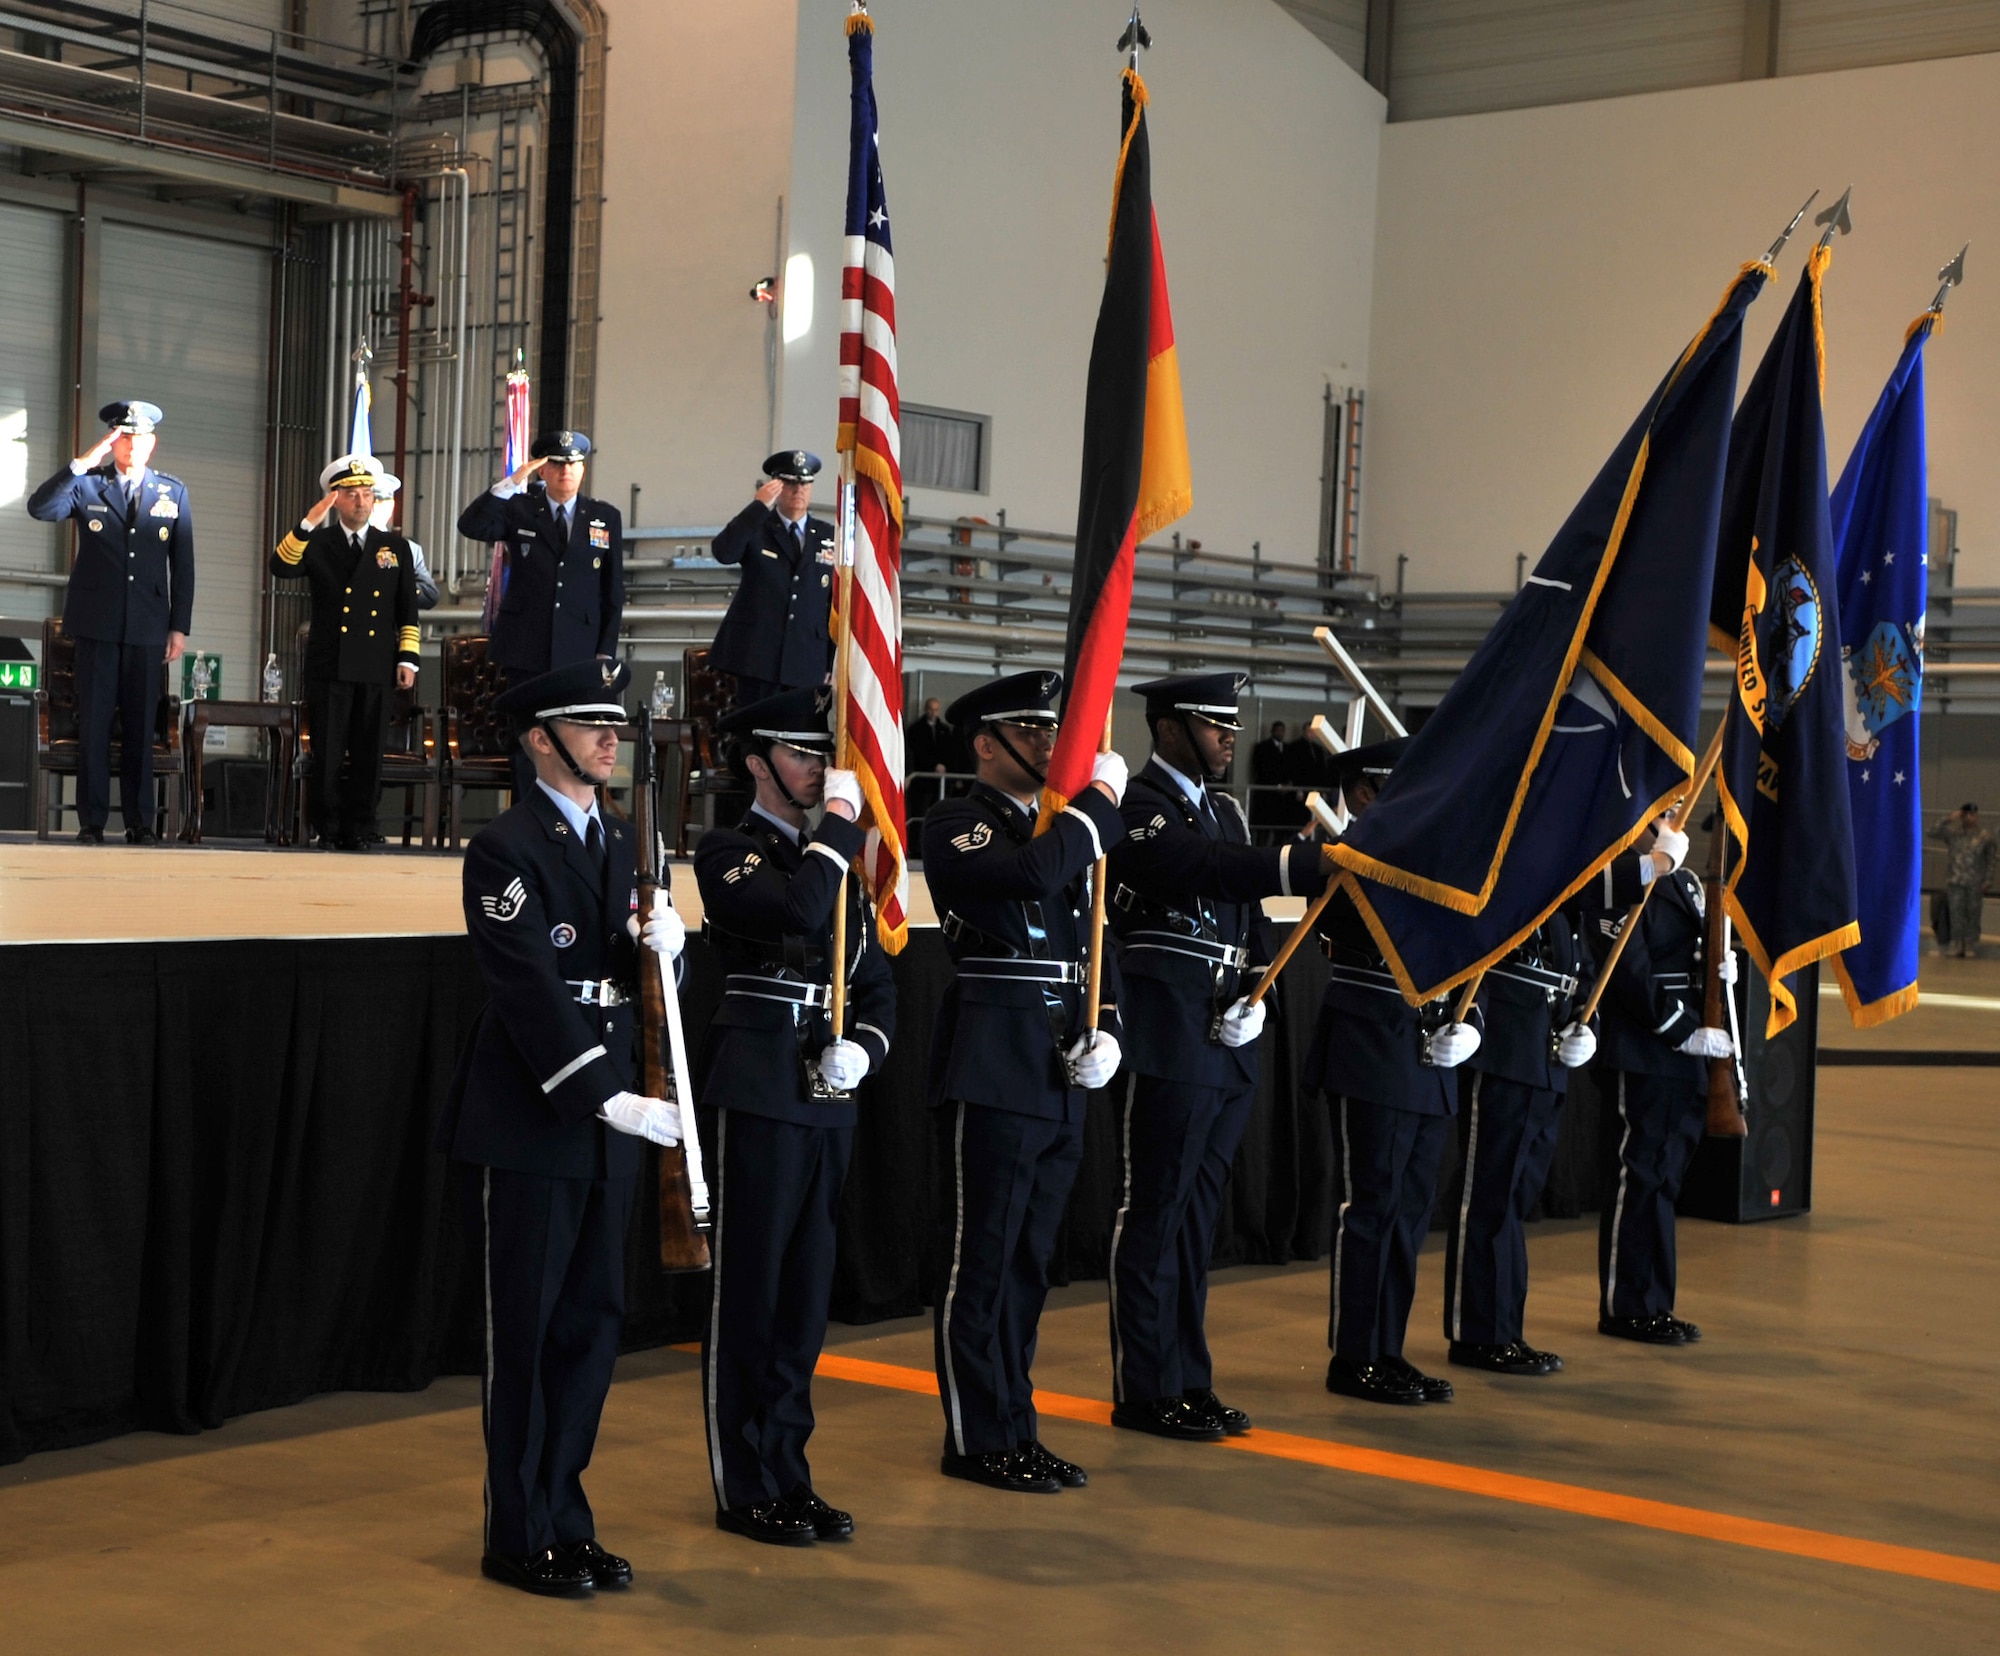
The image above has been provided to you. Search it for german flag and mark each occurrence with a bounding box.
[1040,68,1191,822]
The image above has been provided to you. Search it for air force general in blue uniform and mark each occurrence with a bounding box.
[1104,672,1329,1443]
[921,671,1128,1496]
[27,400,194,843]
[436,658,687,1600]
[708,450,837,707]
[693,687,896,1548]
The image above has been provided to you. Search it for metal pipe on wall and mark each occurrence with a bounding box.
[447,165,470,591]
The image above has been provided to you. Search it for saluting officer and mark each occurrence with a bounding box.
[1305,739,1482,1407]
[270,454,420,850]
[27,400,194,844]
[457,430,626,793]
[709,450,837,707]
[1105,672,1330,1442]
[1587,818,1734,1346]
[1441,910,1596,1376]
[435,657,687,1598]
[922,671,1128,1495]
[694,687,896,1547]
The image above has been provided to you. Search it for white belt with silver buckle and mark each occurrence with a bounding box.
[1124,931,1250,969]
[724,973,832,1008]
[568,978,630,1007]
[957,957,1085,986]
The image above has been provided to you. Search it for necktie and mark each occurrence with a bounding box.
[586,815,605,870]
[556,505,570,538]
[351,533,364,555]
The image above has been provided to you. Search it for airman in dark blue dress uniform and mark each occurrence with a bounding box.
[457,430,626,796]
[1304,739,1484,1407]
[1441,911,1596,1376]
[1104,672,1330,1442]
[693,687,896,1548]
[709,450,837,706]
[27,400,194,843]
[1585,821,1734,1346]
[921,671,1129,1495]
[436,658,688,1598]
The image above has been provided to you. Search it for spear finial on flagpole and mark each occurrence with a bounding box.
[1764,192,1817,265]
[1814,185,1854,251]
[1929,243,1969,315]
[1118,6,1151,68]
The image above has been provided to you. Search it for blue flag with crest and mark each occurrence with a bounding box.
[1827,315,1934,1024]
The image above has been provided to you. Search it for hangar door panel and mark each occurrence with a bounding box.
[0,202,70,613]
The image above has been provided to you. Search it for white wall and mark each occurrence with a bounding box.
[1366,50,2000,592]
[777,0,1383,563]
[594,0,798,527]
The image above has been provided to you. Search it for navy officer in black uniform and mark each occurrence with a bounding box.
[709,450,837,706]
[457,430,625,795]
[28,399,195,843]
[270,453,420,849]
[437,657,688,1597]
[1441,909,1596,1376]
[1587,816,1734,1345]
[694,686,896,1547]
[1105,672,1330,1441]
[1304,739,1483,1407]
[922,671,1127,1494]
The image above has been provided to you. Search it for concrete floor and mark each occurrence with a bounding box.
[5,977,1998,1651]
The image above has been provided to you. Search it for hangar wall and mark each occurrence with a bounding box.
[1366,49,2000,592]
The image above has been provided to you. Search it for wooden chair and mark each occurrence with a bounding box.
[441,635,514,848]
[675,645,742,852]
[32,617,184,840]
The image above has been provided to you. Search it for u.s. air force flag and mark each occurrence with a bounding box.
[1827,312,1935,1025]
[1332,261,1770,1002]
[1712,247,1859,1037]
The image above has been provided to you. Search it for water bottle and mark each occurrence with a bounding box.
[190,653,212,701]
[650,670,675,719]
[262,652,283,703]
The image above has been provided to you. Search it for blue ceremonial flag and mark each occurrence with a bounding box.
[1712,248,1859,1036]
[1332,261,1770,1002]
[348,355,373,458]
[1827,313,1935,1025]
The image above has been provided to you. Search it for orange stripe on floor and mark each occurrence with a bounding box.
[811,1352,2000,1594]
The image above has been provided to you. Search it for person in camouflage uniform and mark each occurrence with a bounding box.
[1933,804,1997,958]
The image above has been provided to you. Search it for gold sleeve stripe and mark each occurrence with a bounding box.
[276,532,307,566]
[397,627,421,652]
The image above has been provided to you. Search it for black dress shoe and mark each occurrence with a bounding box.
[559,1537,632,1587]
[1019,1440,1088,1487]
[481,1548,594,1596]
[1183,1388,1252,1436]
[940,1449,1061,1494]
[1449,1340,1563,1376]
[1598,1314,1689,1345]
[75,826,105,845]
[786,1485,854,1540]
[1662,1316,1702,1343]
[1111,1396,1226,1442]
[124,826,158,845]
[1383,1356,1454,1402]
[716,1501,816,1546]
[1325,1357,1426,1406]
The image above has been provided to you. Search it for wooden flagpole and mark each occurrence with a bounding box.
[1084,708,1113,1036]
[829,452,859,1040]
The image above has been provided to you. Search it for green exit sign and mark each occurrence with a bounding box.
[0,662,35,691]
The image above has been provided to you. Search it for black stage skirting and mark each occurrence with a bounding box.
[0,933,1618,1465]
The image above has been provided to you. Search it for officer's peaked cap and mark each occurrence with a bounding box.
[531,430,592,462]
[370,469,402,499]
[100,400,163,434]
[718,686,836,753]
[320,452,383,492]
[762,449,822,483]
[496,658,631,730]
[947,670,1064,730]
[1133,671,1248,731]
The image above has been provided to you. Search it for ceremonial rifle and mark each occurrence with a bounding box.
[1702,810,1747,1136]
[631,707,712,1271]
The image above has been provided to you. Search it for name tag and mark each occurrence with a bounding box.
[588,523,610,549]
[760,548,779,559]
[150,498,179,519]
[516,529,537,539]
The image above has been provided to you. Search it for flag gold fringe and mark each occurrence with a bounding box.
[1105,68,1150,263]
[1832,953,1919,1028]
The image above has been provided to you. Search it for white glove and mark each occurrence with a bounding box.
[599,1090,682,1146]
[821,766,863,818]
[1717,949,1738,984]
[1555,1021,1597,1068]
[1651,819,1689,871]
[1217,996,1266,1048]
[1089,750,1129,804]
[1425,1022,1481,1069]
[1677,1026,1734,1058]
[633,903,686,959]
[1065,1030,1122,1090]
[815,1038,869,1093]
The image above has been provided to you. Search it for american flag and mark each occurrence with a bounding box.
[834,6,908,952]
[483,354,533,631]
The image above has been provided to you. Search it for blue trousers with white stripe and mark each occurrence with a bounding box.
[1107,1073,1256,1404]
[1442,1072,1564,1346]
[932,1100,1084,1458]
[458,1162,634,1561]
[1327,1096,1450,1364]
[1597,1070,1705,1320]
[700,1108,852,1512]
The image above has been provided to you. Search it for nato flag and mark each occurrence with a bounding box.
[1333,261,1768,1002]
[1828,315,1934,1025]
[1713,250,1860,1036]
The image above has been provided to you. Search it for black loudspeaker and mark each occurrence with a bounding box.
[1678,961,1817,1223]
